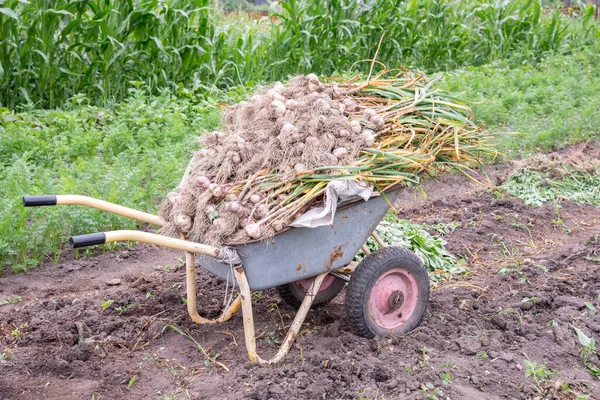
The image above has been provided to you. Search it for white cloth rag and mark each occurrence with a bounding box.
[290,180,375,228]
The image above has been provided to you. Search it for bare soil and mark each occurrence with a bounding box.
[1,146,599,400]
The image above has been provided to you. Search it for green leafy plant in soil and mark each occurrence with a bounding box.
[502,169,600,207]
[359,214,464,282]
[573,326,600,380]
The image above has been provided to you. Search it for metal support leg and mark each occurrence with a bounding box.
[371,232,388,247]
[185,251,241,324]
[234,267,327,364]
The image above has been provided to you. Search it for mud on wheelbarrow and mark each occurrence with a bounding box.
[22,189,430,364]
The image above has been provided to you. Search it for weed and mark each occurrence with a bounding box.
[511,214,532,229]
[251,291,265,300]
[419,382,445,400]
[503,169,600,208]
[439,371,452,385]
[522,297,537,305]
[267,303,287,330]
[264,331,281,346]
[115,304,133,314]
[492,189,506,199]
[490,234,520,258]
[162,324,228,371]
[101,300,114,312]
[11,322,28,340]
[0,352,14,364]
[547,320,558,328]
[420,222,461,236]
[572,326,600,379]
[488,308,523,325]
[476,350,489,361]
[0,296,21,305]
[126,375,138,390]
[420,346,429,369]
[523,359,557,388]
[497,261,522,274]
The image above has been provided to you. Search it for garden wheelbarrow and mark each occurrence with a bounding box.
[22,189,430,364]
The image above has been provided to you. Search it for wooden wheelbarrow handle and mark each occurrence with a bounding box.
[70,230,221,258]
[23,195,164,226]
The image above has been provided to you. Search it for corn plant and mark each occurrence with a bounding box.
[0,0,260,108]
[1,0,599,109]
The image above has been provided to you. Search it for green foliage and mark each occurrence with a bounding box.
[360,214,464,281]
[1,0,599,108]
[267,0,598,79]
[524,359,556,382]
[443,50,600,156]
[502,169,600,207]
[0,296,21,305]
[101,299,114,311]
[0,352,14,364]
[572,326,600,380]
[0,0,265,108]
[0,88,221,272]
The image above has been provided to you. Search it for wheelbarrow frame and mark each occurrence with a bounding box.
[22,190,398,364]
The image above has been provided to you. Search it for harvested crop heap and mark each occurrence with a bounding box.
[160,71,496,246]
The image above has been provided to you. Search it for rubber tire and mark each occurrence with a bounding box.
[346,246,430,338]
[277,275,346,308]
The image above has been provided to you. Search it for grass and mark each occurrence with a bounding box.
[162,324,229,371]
[0,87,221,273]
[443,50,600,157]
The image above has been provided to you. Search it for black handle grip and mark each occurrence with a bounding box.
[23,195,57,207]
[70,233,106,249]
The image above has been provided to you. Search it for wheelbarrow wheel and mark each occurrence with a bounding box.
[277,274,346,309]
[346,246,430,338]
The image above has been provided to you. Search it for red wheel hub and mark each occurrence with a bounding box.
[368,269,418,329]
[295,275,335,293]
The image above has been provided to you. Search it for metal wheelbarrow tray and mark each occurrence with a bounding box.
[22,189,430,364]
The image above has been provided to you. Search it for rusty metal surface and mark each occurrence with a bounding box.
[199,190,398,290]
